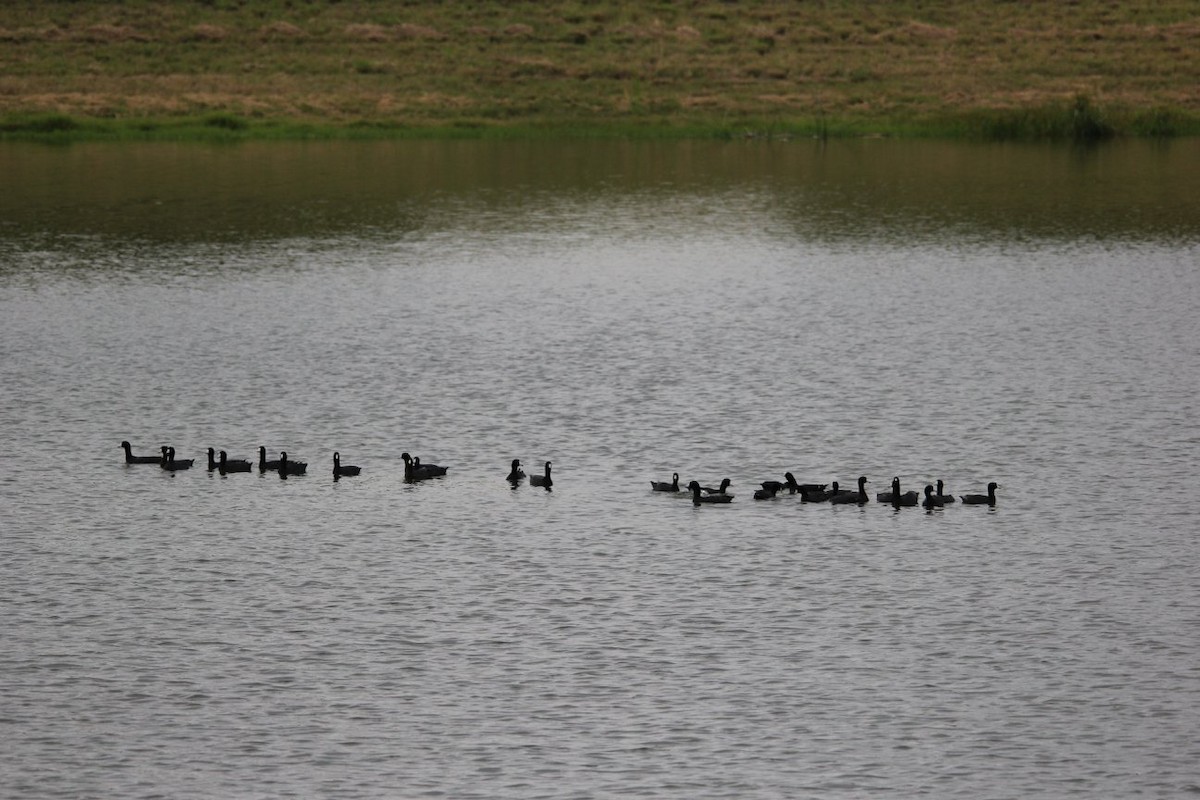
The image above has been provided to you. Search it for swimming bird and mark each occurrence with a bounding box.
[829,476,869,504]
[753,486,778,500]
[258,446,281,473]
[936,480,956,503]
[687,480,732,505]
[922,484,946,509]
[278,451,307,478]
[401,452,445,481]
[120,441,161,464]
[960,482,999,506]
[219,450,252,474]
[333,452,361,479]
[507,459,526,483]
[701,478,732,495]
[160,447,194,471]
[529,461,553,489]
[207,447,249,472]
[651,472,681,492]
[413,456,448,477]
[801,480,840,502]
[779,472,826,495]
[877,477,919,506]
[876,477,900,503]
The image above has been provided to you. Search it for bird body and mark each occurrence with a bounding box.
[960,482,999,505]
[413,456,448,476]
[878,477,918,506]
[923,484,946,508]
[753,486,778,500]
[936,480,956,503]
[783,472,827,495]
[160,447,193,471]
[801,481,840,502]
[333,452,361,479]
[207,447,249,472]
[402,452,446,481]
[507,459,526,483]
[701,478,732,495]
[219,450,252,474]
[278,451,307,478]
[830,476,869,504]
[121,441,161,464]
[651,472,681,492]
[258,446,281,473]
[529,461,553,488]
[688,480,732,505]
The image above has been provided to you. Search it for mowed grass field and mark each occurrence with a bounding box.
[2,0,1198,140]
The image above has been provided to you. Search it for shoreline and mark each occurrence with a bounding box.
[5,101,1198,144]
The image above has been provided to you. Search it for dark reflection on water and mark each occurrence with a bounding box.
[1,139,1197,252]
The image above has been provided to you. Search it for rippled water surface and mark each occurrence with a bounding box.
[2,140,1199,798]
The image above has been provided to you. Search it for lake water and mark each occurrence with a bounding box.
[2,139,1198,798]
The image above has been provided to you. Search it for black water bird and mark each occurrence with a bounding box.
[413,456,448,477]
[333,452,361,479]
[783,472,827,495]
[923,484,946,509]
[278,451,307,478]
[701,478,732,495]
[688,480,732,505]
[651,473,681,492]
[507,459,526,483]
[219,450,252,474]
[160,446,194,471]
[877,477,919,506]
[121,441,160,464]
[207,447,248,472]
[960,482,999,506]
[801,481,840,502]
[936,480,956,503]
[529,461,553,489]
[258,446,281,473]
[829,476,869,504]
[402,452,446,481]
[753,486,778,500]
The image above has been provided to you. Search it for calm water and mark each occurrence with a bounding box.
[2,139,1198,798]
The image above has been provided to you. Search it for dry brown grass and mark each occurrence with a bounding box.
[0,0,1196,135]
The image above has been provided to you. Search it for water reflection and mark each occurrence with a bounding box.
[1,139,1197,258]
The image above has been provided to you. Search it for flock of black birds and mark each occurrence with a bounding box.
[120,441,545,486]
[122,442,998,507]
[650,472,1000,508]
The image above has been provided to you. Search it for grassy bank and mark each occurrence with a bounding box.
[2,0,1198,141]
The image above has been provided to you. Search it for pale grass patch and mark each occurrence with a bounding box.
[395,23,445,40]
[754,93,815,107]
[679,94,725,109]
[414,92,474,109]
[259,22,306,40]
[1163,21,1200,38]
[186,24,228,42]
[504,24,534,38]
[81,24,145,42]
[345,23,390,42]
[903,21,957,40]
